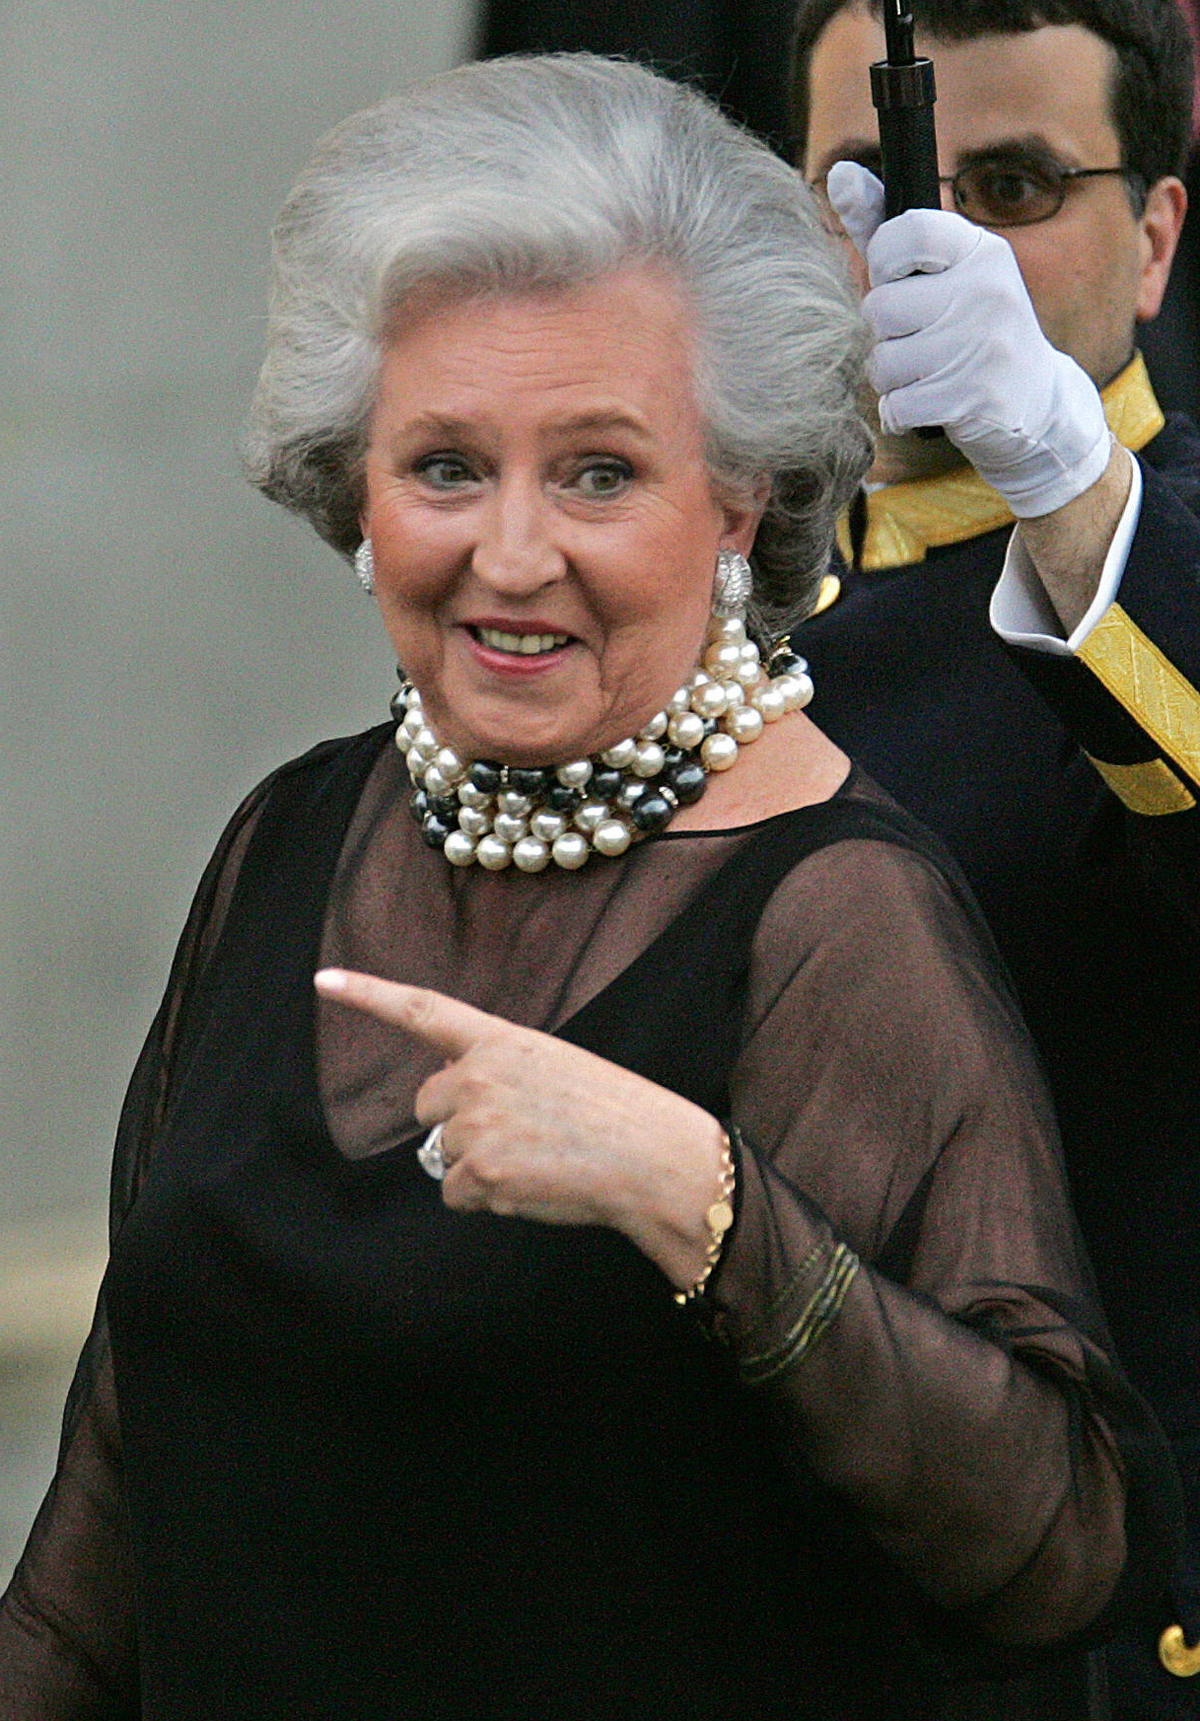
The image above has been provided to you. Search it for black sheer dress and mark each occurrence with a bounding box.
[0,726,1181,1719]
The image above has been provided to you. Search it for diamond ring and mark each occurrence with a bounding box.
[417,1122,447,1181]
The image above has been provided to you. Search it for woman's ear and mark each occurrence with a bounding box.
[720,476,771,554]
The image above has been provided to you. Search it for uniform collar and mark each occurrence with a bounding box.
[834,352,1165,578]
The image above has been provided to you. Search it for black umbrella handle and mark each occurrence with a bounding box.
[870,0,940,218]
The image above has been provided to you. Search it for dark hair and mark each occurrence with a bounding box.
[789,0,1196,187]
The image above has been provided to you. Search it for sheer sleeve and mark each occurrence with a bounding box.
[708,837,1181,1649]
[0,780,271,1716]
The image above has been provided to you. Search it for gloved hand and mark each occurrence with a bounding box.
[826,160,1113,518]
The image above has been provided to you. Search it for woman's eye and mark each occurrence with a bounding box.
[571,459,632,499]
[415,454,476,490]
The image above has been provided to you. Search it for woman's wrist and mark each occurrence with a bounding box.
[607,1110,738,1293]
[673,1126,738,1304]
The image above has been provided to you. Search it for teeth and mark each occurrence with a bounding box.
[476,628,569,656]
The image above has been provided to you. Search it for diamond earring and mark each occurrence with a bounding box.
[354,538,376,595]
[713,548,752,620]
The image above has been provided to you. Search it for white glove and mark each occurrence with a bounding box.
[826,161,1113,518]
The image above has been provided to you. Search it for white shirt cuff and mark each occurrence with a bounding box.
[990,455,1143,657]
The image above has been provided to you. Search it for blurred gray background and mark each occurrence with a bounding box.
[1,0,475,1583]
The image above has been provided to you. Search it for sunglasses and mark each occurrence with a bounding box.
[812,149,1145,229]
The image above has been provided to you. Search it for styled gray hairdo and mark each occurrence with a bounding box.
[243,53,872,640]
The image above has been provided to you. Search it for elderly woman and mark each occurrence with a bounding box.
[0,53,1179,1721]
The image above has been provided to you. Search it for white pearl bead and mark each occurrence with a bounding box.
[530,809,568,842]
[457,781,492,810]
[724,705,764,742]
[616,781,646,810]
[691,681,728,719]
[497,791,533,817]
[493,812,529,844]
[667,685,692,714]
[600,737,637,769]
[422,764,450,798]
[706,614,746,645]
[637,710,669,741]
[414,727,439,759]
[402,708,425,740]
[592,819,633,857]
[668,711,705,749]
[552,831,590,870]
[752,683,787,722]
[406,747,426,778]
[777,673,814,711]
[632,741,665,778]
[704,641,743,676]
[512,836,551,873]
[443,831,477,867]
[475,834,512,870]
[457,806,491,838]
[435,747,465,784]
[574,800,609,835]
[735,658,762,686]
[722,681,746,708]
[688,668,711,689]
[557,759,593,788]
[701,732,739,771]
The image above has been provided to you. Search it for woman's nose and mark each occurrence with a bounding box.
[470,481,567,592]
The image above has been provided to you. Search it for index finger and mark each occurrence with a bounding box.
[825,159,886,257]
[314,969,510,1059]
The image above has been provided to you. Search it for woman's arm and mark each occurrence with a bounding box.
[0,776,276,1714]
[711,837,1181,1643]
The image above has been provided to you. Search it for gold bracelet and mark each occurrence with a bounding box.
[673,1128,737,1305]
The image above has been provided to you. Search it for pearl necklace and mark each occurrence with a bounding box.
[393,615,813,872]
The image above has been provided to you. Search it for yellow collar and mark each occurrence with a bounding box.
[835,352,1166,576]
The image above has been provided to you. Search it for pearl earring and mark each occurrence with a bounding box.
[354,538,376,595]
[713,549,752,620]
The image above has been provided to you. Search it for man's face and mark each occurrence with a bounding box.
[803,6,1168,389]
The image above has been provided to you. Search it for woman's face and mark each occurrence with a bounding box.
[361,267,764,766]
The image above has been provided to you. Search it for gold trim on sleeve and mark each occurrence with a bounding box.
[1078,607,1200,786]
[738,1242,860,1386]
[1086,755,1196,815]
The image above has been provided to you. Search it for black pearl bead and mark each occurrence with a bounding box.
[545,783,584,813]
[469,761,504,795]
[630,792,673,834]
[589,767,624,801]
[430,793,460,822]
[422,814,455,849]
[507,766,551,796]
[664,760,707,805]
[661,747,686,770]
[389,688,408,721]
[409,788,429,820]
[769,650,805,676]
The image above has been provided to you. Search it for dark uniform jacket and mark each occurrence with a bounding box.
[797,356,1200,1717]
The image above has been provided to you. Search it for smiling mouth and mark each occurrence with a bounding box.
[470,626,572,656]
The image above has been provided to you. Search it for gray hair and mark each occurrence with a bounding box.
[243,53,872,640]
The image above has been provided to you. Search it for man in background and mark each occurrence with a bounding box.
[790,3,1199,1714]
